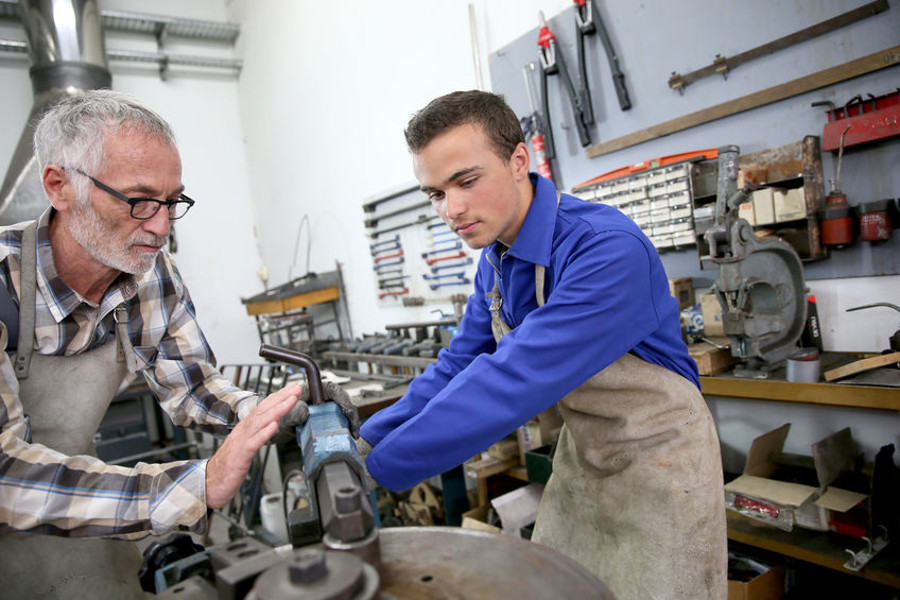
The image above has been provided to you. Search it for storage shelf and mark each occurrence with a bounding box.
[728,513,900,589]
[701,376,900,412]
[701,351,900,412]
[711,355,900,590]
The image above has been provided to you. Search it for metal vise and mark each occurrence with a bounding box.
[703,146,807,377]
[257,345,378,559]
[147,346,380,597]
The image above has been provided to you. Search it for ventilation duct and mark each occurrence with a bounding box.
[0,0,111,225]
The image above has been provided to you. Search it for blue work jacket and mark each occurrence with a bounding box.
[361,173,699,491]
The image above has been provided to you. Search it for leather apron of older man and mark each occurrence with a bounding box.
[491,263,728,600]
[0,224,150,599]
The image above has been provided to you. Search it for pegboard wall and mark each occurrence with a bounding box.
[364,184,478,307]
[488,1,900,282]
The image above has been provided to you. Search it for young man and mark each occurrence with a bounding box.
[359,90,727,599]
[0,90,356,598]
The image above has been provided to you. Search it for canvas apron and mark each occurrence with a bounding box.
[489,263,727,600]
[0,223,150,599]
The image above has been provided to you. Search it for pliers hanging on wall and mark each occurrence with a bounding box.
[573,0,632,111]
[538,11,592,149]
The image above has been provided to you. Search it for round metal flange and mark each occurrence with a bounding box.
[376,527,616,599]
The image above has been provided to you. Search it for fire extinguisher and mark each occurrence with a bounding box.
[529,116,553,181]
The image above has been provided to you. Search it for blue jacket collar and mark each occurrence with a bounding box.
[487,173,555,268]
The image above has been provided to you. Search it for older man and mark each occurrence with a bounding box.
[360,90,727,600]
[0,90,356,598]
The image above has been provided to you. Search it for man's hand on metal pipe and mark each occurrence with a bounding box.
[206,382,302,509]
[275,380,361,442]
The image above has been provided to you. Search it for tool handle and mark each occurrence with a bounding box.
[426,251,466,265]
[259,344,324,405]
[539,68,556,160]
[575,23,595,126]
[592,0,633,111]
[555,55,591,147]
[612,72,632,111]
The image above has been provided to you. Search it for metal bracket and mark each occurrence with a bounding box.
[843,527,890,572]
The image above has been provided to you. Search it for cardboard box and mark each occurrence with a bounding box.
[774,188,806,222]
[688,340,739,375]
[728,554,785,600]
[490,482,544,537]
[488,438,520,462]
[700,292,725,337]
[752,188,776,225]
[461,504,501,533]
[724,425,869,532]
[668,277,695,310]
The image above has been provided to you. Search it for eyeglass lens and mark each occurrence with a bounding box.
[131,199,192,220]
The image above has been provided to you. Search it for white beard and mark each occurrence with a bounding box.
[68,199,165,274]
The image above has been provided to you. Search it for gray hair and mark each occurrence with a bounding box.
[33,90,177,200]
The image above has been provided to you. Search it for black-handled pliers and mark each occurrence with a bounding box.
[538,11,592,149]
[573,0,632,112]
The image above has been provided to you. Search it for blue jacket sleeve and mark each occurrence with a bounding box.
[366,231,665,491]
[360,271,496,448]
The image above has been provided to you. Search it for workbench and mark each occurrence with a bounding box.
[241,267,351,350]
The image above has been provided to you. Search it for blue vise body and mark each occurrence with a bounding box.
[297,402,365,482]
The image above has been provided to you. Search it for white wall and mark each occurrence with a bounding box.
[225,0,585,336]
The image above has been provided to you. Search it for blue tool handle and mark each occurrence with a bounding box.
[258,344,324,405]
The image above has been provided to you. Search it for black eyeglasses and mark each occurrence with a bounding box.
[65,167,195,221]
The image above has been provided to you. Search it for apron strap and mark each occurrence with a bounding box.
[535,265,546,308]
[115,304,137,373]
[14,222,38,379]
[491,188,561,333]
[14,222,136,377]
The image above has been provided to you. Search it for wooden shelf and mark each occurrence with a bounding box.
[700,352,900,413]
[701,376,900,412]
[728,513,900,589]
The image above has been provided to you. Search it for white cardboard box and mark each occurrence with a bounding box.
[724,424,868,532]
[774,188,806,222]
[752,188,776,225]
[700,292,725,337]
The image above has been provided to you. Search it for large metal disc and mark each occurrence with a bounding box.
[377,527,616,599]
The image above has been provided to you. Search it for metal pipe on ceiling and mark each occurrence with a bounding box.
[0,0,111,225]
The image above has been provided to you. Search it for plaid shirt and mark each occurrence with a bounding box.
[0,209,259,539]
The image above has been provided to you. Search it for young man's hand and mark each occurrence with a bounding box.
[274,381,360,442]
[205,383,301,509]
